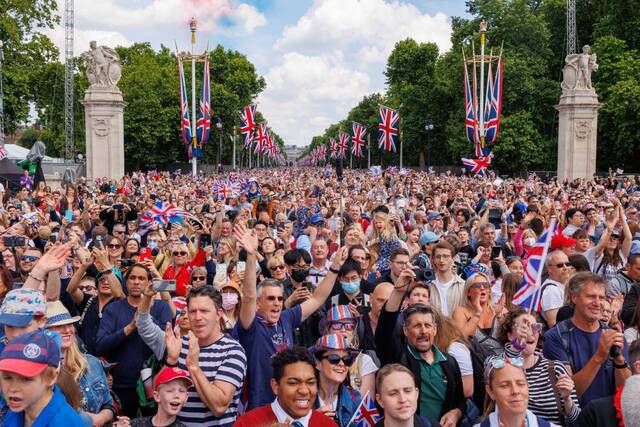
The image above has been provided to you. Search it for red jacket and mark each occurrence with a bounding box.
[163,249,206,297]
[233,404,338,427]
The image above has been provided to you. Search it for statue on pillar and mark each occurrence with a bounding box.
[81,41,122,87]
[561,45,599,93]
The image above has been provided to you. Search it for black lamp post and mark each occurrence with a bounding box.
[424,114,434,169]
[216,117,223,174]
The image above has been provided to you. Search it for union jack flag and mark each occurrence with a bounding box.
[240,104,257,150]
[347,391,381,427]
[512,219,557,312]
[178,58,193,149]
[377,105,399,152]
[195,56,211,158]
[267,133,278,158]
[463,55,481,156]
[253,123,269,154]
[461,155,491,175]
[0,145,7,160]
[351,122,367,157]
[484,57,503,146]
[317,144,327,162]
[213,179,242,200]
[140,202,190,226]
[338,131,349,159]
[330,138,338,159]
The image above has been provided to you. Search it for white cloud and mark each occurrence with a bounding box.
[45,27,132,58]
[258,52,370,147]
[74,0,266,36]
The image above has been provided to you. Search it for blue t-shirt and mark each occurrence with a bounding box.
[3,385,84,427]
[233,305,302,410]
[543,320,628,406]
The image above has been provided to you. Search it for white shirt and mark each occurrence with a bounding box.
[434,276,455,316]
[540,278,565,318]
[448,341,473,376]
[271,397,312,426]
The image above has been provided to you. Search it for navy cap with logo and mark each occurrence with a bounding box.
[0,329,61,377]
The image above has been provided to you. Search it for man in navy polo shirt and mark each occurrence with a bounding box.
[233,223,349,410]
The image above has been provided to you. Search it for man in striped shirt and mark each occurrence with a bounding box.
[165,286,246,427]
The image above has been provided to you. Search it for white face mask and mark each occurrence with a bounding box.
[524,237,536,247]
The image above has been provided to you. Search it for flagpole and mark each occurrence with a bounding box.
[232,128,236,170]
[189,18,197,177]
[479,20,487,153]
[399,104,403,169]
[367,133,371,169]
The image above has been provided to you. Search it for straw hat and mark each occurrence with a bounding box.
[45,301,81,328]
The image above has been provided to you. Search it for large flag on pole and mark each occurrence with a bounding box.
[463,51,480,155]
[377,105,399,152]
[338,132,349,159]
[484,57,503,146]
[512,219,557,312]
[330,138,338,159]
[178,58,193,150]
[195,56,212,158]
[351,122,367,158]
[253,123,268,154]
[240,104,257,149]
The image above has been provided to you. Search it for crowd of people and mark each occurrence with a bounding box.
[0,167,639,427]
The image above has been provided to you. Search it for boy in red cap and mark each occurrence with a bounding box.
[113,367,192,427]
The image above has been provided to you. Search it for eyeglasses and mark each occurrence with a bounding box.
[470,281,491,290]
[270,265,286,271]
[322,354,355,367]
[21,255,40,262]
[264,295,284,302]
[291,265,310,271]
[329,322,356,332]
[392,260,410,266]
[192,276,206,281]
[530,323,543,333]
[108,244,122,249]
[79,286,96,292]
[553,262,572,268]
[172,251,188,257]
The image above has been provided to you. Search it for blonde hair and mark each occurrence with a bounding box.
[267,255,285,270]
[63,336,88,382]
[371,212,396,241]
[218,237,238,262]
[462,272,493,312]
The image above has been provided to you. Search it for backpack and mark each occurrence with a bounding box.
[467,336,498,411]
[135,353,162,410]
[555,319,613,373]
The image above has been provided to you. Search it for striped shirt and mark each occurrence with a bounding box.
[177,335,247,427]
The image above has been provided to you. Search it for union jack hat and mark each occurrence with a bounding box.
[311,333,360,359]
[326,305,356,323]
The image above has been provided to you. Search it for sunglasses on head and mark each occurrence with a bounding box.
[470,281,491,290]
[329,322,356,332]
[173,251,188,256]
[489,356,524,370]
[322,354,355,367]
[265,295,284,302]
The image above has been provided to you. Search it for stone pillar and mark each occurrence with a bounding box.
[556,45,600,181]
[81,87,126,180]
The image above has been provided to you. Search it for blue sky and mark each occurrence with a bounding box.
[47,0,470,146]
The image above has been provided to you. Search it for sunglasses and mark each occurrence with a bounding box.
[322,354,355,367]
[489,356,524,370]
[270,265,286,271]
[192,276,206,281]
[173,251,188,257]
[329,322,356,332]
[108,244,122,249]
[470,281,491,290]
[265,295,284,302]
[553,262,572,268]
[21,255,40,262]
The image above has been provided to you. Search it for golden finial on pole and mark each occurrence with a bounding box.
[189,17,197,44]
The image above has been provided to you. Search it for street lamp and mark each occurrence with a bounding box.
[216,117,223,174]
[424,114,434,169]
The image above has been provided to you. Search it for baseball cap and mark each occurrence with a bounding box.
[0,329,61,377]
[153,366,193,391]
[0,289,47,327]
[427,212,442,222]
[310,213,325,225]
[419,231,439,247]
[551,235,577,250]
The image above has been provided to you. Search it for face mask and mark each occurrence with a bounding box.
[524,237,535,247]
[147,241,158,249]
[341,280,360,294]
[291,268,309,283]
[221,292,239,310]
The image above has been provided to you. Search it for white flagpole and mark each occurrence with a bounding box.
[190,18,197,177]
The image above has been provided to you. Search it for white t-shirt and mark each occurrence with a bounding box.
[447,341,473,377]
[624,327,639,344]
[434,276,455,316]
[349,352,379,392]
[540,279,565,318]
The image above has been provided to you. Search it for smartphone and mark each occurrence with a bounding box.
[236,261,246,273]
[49,233,58,243]
[139,247,152,262]
[214,264,228,284]
[119,259,133,268]
[302,281,314,292]
[3,236,14,247]
[277,222,286,231]
[199,233,211,249]
[13,237,26,247]
[491,246,502,259]
[64,210,74,222]
[12,282,23,290]
[152,279,176,292]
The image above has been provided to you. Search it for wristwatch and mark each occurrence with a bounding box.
[614,361,630,369]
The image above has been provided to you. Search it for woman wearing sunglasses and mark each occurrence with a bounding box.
[323,305,378,398]
[266,255,287,281]
[452,272,505,352]
[480,355,562,427]
[162,242,203,297]
[311,334,362,427]
[495,308,580,426]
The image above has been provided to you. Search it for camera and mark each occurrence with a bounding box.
[416,267,434,282]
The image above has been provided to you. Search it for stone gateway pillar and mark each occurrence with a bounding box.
[80,41,126,180]
[556,45,600,181]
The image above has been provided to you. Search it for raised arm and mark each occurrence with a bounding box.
[23,243,71,290]
[618,203,632,258]
[92,246,123,299]
[234,223,259,329]
[300,246,347,321]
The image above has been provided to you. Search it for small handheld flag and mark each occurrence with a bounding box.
[347,391,381,427]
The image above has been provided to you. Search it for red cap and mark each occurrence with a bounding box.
[551,234,577,250]
[153,367,193,391]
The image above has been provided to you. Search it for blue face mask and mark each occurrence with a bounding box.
[341,280,360,294]
[147,241,158,249]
